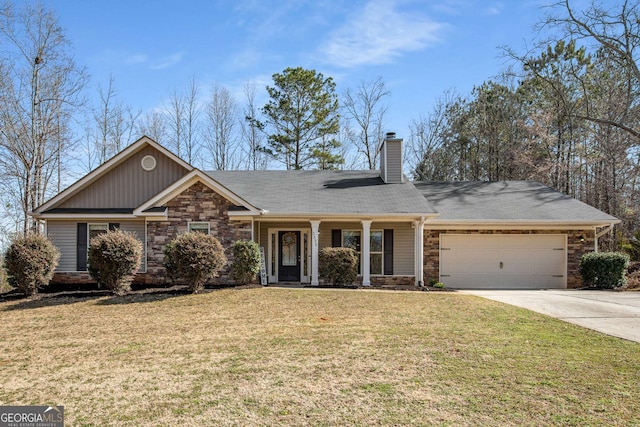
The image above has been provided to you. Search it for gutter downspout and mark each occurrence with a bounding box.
[415,216,426,287]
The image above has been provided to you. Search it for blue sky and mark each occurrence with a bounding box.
[44,0,550,140]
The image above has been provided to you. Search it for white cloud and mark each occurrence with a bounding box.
[485,2,503,15]
[98,50,183,70]
[124,54,148,65]
[319,0,445,68]
[149,53,184,70]
[229,48,263,70]
[432,0,468,15]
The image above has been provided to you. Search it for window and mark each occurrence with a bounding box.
[188,222,210,234]
[88,223,108,243]
[87,224,109,267]
[78,223,118,271]
[370,230,383,275]
[339,229,386,275]
[342,230,361,273]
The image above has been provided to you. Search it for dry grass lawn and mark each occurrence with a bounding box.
[1,287,639,426]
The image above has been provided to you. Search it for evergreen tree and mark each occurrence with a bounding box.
[256,67,342,170]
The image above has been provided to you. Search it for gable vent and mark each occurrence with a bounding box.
[141,155,157,171]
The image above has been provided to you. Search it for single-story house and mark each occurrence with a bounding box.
[30,134,619,289]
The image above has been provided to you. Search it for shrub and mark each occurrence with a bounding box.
[230,240,261,285]
[626,262,640,290]
[579,252,629,289]
[88,229,142,295]
[163,232,227,293]
[621,231,640,261]
[0,258,9,293]
[3,233,60,296]
[319,247,358,285]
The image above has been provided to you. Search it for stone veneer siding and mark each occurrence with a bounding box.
[50,272,96,286]
[423,229,595,289]
[146,182,252,285]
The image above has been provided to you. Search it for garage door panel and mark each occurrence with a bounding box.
[440,234,566,290]
[469,260,500,274]
[502,261,533,274]
[530,236,564,249]
[442,274,498,289]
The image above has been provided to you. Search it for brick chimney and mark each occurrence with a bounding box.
[379,132,403,183]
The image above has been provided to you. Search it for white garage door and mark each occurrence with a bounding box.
[440,234,567,289]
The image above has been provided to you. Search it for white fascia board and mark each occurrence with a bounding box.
[134,170,261,216]
[255,213,439,222]
[135,208,168,220]
[138,215,168,221]
[424,219,621,229]
[227,215,254,221]
[33,136,193,214]
[33,213,138,220]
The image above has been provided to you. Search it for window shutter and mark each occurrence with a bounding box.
[384,229,393,275]
[77,223,88,271]
[109,223,120,231]
[332,229,342,247]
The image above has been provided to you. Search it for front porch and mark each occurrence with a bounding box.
[253,219,425,287]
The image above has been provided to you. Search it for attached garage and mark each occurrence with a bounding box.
[440,234,567,289]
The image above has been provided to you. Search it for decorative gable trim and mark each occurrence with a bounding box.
[133,169,262,217]
[32,136,193,216]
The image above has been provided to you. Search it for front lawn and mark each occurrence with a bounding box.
[1,288,638,426]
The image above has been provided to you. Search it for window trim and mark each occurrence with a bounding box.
[342,229,362,273]
[87,223,109,269]
[188,221,210,234]
[370,230,384,276]
[88,223,109,247]
[340,229,387,276]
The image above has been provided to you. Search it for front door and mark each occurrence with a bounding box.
[278,231,301,282]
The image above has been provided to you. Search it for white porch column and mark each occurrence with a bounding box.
[310,220,321,286]
[361,220,372,286]
[414,218,426,287]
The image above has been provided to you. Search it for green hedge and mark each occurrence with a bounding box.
[4,233,60,296]
[579,252,629,289]
[163,232,227,293]
[319,247,358,285]
[230,240,261,285]
[88,229,142,295]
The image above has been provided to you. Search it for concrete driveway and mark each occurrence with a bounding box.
[463,290,640,343]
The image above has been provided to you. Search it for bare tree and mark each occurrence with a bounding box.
[543,0,640,140]
[183,77,201,164]
[85,74,139,171]
[202,83,240,170]
[342,77,390,169]
[163,88,186,158]
[136,110,167,145]
[337,120,361,170]
[410,90,459,181]
[240,83,267,170]
[162,78,201,162]
[0,2,88,233]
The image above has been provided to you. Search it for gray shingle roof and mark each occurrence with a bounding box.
[412,181,619,223]
[206,170,435,216]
